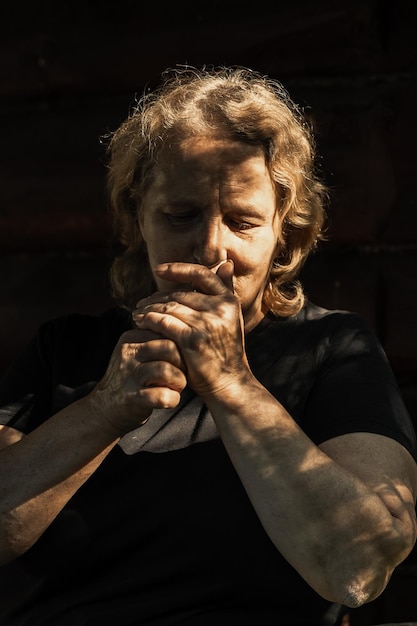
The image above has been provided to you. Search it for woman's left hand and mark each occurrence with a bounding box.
[132,261,252,399]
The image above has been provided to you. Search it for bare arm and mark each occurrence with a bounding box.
[0,328,186,565]
[0,412,118,565]
[205,381,417,607]
[133,262,417,607]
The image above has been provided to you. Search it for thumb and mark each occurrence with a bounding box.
[216,259,234,293]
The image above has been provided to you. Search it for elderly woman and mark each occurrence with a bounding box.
[0,66,415,626]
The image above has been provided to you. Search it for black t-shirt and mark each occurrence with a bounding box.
[0,303,415,626]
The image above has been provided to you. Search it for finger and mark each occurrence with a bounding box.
[216,259,234,293]
[133,338,185,371]
[133,299,204,327]
[135,290,212,314]
[153,262,233,296]
[137,386,182,410]
[138,360,187,392]
[120,328,168,344]
[121,346,187,393]
[133,311,191,346]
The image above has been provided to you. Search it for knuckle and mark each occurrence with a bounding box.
[162,300,176,313]
[157,361,172,377]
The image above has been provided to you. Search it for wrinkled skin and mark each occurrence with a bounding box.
[92,327,187,434]
[93,135,279,434]
[1,133,416,611]
[133,261,251,398]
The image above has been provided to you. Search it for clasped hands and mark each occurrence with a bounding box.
[90,262,249,436]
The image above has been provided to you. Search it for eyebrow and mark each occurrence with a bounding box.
[163,200,267,219]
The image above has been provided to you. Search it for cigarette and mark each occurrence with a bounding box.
[208,259,229,273]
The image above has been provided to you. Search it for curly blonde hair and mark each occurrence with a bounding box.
[106,65,327,317]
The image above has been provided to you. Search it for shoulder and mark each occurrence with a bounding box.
[252,301,377,355]
[0,307,132,433]
[295,301,371,333]
[245,301,379,393]
[248,301,390,383]
[290,303,394,380]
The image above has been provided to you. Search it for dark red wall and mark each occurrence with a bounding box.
[1,1,416,622]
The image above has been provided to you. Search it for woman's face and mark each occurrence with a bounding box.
[138,135,279,331]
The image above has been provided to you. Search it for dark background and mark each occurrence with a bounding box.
[1,1,416,623]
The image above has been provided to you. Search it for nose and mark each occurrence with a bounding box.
[192,217,228,268]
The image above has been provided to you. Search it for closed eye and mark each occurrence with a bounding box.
[164,212,199,226]
[226,217,256,231]
[163,210,258,231]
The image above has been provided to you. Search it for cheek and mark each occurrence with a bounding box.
[233,242,275,277]
[140,220,175,262]
[147,240,189,267]
[232,265,271,300]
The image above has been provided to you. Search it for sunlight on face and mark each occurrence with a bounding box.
[139,135,279,330]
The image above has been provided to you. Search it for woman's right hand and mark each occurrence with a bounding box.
[0,326,186,564]
[88,328,187,437]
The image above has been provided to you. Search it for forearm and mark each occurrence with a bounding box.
[0,396,120,564]
[204,376,417,606]
[0,327,187,565]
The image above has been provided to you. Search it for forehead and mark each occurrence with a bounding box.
[149,135,275,200]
